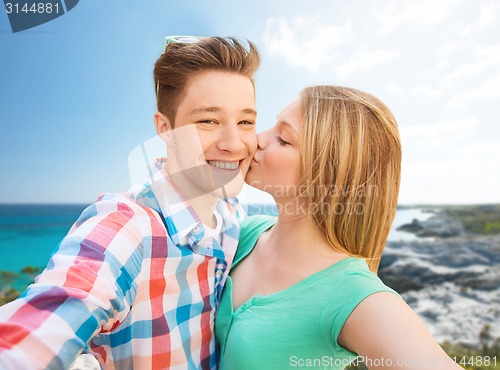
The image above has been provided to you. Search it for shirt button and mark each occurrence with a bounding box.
[215,270,222,278]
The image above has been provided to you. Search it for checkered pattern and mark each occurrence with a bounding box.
[0,159,243,369]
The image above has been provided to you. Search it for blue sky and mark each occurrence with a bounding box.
[1,0,499,204]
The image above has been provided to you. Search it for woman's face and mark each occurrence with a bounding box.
[245,99,302,198]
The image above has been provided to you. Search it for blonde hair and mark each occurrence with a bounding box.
[299,86,401,272]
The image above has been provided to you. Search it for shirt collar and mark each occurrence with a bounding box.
[148,158,203,246]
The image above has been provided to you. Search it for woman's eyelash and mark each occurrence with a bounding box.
[275,136,290,146]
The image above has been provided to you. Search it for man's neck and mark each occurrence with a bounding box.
[164,162,220,227]
[189,195,219,228]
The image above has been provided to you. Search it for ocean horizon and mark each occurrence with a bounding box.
[0,203,431,289]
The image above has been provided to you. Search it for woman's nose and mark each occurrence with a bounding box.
[256,131,268,150]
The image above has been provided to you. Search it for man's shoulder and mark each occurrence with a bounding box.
[73,187,164,231]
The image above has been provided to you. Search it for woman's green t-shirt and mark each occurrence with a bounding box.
[216,215,400,370]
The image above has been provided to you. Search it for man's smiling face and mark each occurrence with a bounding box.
[164,70,257,199]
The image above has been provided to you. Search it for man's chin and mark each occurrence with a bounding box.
[208,180,245,199]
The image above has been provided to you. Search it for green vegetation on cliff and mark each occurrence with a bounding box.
[444,204,500,235]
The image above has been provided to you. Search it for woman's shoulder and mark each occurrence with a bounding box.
[320,257,400,318]
[319,258,401,351]
[239,215,277,241]
[233,215,276,265]
[324,258,399,303]
[240,214,277,230]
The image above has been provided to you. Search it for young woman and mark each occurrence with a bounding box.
[215,86,462,369]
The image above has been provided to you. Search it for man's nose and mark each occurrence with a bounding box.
[217,125,246,152]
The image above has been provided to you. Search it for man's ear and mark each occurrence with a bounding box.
[154,111,173,143]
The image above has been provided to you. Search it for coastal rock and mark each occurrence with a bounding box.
[397,212,464,238]
[380,235,500,292]
[379,233,500,348]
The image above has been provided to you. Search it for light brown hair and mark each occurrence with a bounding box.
[299,86,401,272]
[153,37,260,125]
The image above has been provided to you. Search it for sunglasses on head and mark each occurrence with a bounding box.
[163,35,203,52]
[156,35,203,95]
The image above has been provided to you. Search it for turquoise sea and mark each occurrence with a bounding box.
[0,204,431,290]
[0,204,89,289]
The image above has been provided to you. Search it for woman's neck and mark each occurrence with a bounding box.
[269,197,332,255]
[256,196,347,269]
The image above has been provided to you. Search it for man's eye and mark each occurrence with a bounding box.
[238,120,255,126]
[275,136,290,146]
[197,119,218,124]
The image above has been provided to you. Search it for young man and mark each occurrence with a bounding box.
[0,36,259,369]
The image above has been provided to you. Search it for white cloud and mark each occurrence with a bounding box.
[386,83,404,97]
[459,140,500,166]
[263,16,352,73]
[387,41,500,101]
[399,138,500,203]
[375,0,459,33]
[447,71,500,107]
[440,43,500,89]
[433,42,460,72]
[400,162,485,204]
[409,86,441,98]
[400,118,479,147]
[263,17,398,77]
[458,0,500,37]
[334,48,399,79]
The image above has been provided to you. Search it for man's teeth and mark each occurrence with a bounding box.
[208,161,239,170]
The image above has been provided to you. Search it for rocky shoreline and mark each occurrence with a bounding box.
[380,209,500,348]
[396,210,464,238]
